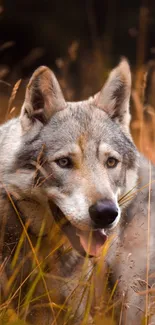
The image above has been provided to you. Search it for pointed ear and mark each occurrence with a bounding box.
[94,59,132,134]
[20,66,66,132]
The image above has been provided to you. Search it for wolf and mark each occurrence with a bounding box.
[0,59,154,324]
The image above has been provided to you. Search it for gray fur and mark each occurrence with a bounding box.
[0,60,154,324]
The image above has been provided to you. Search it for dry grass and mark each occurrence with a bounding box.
[0,24,155,323]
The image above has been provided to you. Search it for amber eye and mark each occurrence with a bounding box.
[106,157,118,168]
[55,157,72,168]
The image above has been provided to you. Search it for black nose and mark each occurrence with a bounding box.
[89,199,118,229]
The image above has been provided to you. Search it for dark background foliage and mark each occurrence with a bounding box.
[0,0,155,116]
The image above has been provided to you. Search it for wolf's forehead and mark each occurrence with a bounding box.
[42,104,127,153]
[47,104,112,139]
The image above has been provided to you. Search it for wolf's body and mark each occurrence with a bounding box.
[0,60,154,324]
[106,159,155,324]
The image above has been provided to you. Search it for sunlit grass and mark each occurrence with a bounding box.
[0,50,155,324]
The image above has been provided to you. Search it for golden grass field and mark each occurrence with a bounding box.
[0,41,155,325]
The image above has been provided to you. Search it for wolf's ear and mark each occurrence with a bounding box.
[20,66,66,132]
[94,59,131,134]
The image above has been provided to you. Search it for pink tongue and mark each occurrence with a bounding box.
[79,230,107,257]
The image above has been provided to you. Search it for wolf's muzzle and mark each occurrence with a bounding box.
[89,199,118,229]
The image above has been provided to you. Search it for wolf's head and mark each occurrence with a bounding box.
[10,60,138,257]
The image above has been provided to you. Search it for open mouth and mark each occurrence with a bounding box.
[50,202,108,257]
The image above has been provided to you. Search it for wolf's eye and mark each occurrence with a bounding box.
[106,157,118,168]
[55,157,72,168]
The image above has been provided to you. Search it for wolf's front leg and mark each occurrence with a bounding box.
[113,252,155,324]
[119,287,146,324]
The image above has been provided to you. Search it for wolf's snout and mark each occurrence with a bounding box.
[89,200,118,229]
